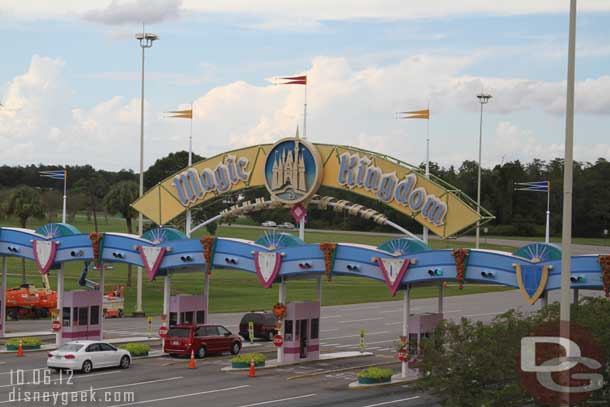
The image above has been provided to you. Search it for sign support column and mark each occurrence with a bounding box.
[402,285,410,378]
[1,257,6,337]
[100,267,104,340]
[277,277,286,364]
[56,264,64,347]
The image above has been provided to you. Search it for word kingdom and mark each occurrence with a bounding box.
[337,152,447,225]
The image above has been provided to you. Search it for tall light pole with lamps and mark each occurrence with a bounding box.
[134,30,158,316]
[475,93,492,249]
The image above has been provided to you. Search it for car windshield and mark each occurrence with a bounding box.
[58,344,84,352]
[167,328,191,338]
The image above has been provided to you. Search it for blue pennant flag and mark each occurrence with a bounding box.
[514,181,549,192]
[40,170,66,180]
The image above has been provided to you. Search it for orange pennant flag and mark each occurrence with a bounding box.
[166,109,192,119]
[399,109,429,119]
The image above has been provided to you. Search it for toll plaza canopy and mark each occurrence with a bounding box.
[1,223,608,305]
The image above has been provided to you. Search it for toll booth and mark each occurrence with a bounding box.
[61,290,102,341]
[169,294,207,326]
[407,312,443,355]
[282,301,320,362]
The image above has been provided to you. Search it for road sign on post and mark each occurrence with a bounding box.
[359,329,366,353]
[398,348,408,362]
[290,203,307,225]
[248,321,254,344]
[273,334,284,347]
[158,325,168,338]
[52,319,61,332]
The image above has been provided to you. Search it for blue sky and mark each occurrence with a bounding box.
[0,1,609,171]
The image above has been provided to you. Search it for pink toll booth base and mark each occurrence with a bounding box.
[282,301,320,362]
[169,294,207,326]
[61,290,102,342]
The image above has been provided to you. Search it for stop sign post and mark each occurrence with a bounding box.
[52,319,61,332]
[273,334,284,347]
[158,325,168,338]
[398,349,407,362]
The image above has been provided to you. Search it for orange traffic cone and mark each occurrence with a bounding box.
[248,357,256,377]
[188,349,196,369]
[17,340,24,357]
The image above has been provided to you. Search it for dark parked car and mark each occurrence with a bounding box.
[164,324,241,358]
[239,311,277,341]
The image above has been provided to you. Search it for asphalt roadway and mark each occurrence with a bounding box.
[0,288,602,407]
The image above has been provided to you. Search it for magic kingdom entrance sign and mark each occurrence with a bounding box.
[132,137,491,237]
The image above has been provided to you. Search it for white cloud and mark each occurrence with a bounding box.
[82,0,182,25]
[1,53,609,171]
[2,0,610,21]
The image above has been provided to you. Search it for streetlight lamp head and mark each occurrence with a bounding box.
[135,32,159,41]
[477,93,492,104]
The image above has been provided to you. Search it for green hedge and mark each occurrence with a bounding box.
[231,352,266,364]
[6,337,42,347]
[119,343,150,356]
[357,367,394,380]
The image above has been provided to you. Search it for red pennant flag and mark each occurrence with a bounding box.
[277,75,307,85]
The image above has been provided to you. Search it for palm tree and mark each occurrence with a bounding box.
[104,181,139,287]
[73,175,108,232]
[6,186,45,284]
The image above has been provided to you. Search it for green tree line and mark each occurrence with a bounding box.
[0,153,608,238]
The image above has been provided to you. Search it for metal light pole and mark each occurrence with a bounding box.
[135,30,158,317]
[475,93,492,249]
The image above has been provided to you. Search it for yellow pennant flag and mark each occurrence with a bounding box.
[166,109,192,119]
[399,109,429,119]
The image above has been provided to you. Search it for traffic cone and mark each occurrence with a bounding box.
[188,349,196,369]
[248,357,256,377]
[17,340,24,357]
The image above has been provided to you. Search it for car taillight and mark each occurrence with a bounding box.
[64,354,75,359]
[47,353,54,358]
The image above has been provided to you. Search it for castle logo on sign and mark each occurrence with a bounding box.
[264,137,322,204]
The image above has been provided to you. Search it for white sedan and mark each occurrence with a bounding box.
[47,341,131,373]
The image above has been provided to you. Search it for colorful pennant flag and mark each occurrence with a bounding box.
[514,181,550,192]
[399,109,430,119]
[40,170,66,180]
[275,75,307,85]
[166,109,192,119]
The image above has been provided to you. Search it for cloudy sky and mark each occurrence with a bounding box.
[0,0,609,171]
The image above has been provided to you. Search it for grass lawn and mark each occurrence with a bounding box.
[2,217,514,315]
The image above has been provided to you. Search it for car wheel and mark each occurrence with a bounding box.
[197,347,206,359]
[81,360,93,374]
[119,355,130,369]
[267,331,275,341]
[230,342,241,355]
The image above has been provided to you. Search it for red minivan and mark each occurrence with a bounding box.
[164,324,242,358]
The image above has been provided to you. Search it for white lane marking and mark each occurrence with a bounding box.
[464,312,501,318]
[340,305,382,311]
[0,376,184,404]
[339,317,384,324]
[361,396,421,407]
[379,307,419,313]
[366,347,381,350]
[0,370,120,388]
[319,343,342,346]
[384,322,401,326]
[321,328,339,332]
[443,310,463,313]
[325,331,389,340]
[321,315,342,319]
[336,339,395,349]
[236,393,317,407]
[107,385,250,407]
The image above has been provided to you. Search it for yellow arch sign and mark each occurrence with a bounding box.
[132,139,492,237]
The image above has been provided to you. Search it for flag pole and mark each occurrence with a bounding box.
[62,169,67,224]
[186,102,193,238]
[303,83,307,140]
[423,102,430,244]
[545,181,550,244]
